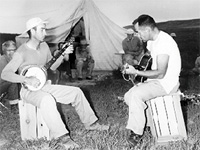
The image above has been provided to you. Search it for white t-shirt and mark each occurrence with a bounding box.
[147,31,181,93]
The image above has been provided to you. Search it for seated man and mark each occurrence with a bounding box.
[122,28,144,66]
[1,17,109,149]
[75,39,94,80]
[123,15,181,147]
[191,54,200,75]
[170,32,176,39]
[53,42,73,82]
[0,40,20,106]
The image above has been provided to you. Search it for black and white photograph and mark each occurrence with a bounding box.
[0,0,200,149]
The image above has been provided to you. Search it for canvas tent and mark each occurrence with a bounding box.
[0,0,128,70]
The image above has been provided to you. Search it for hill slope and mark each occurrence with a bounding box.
[157,19,200,29]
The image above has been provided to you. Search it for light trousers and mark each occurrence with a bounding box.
[76,58,94,78]
[20,83,98,139]
[124,80,168,135]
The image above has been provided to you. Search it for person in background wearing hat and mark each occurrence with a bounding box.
[53,42,74,83]
[170,32,176,39]
[191,53,200,75]
[1,17,109,149]
[75,38,94,80]
[0,40,20,108]
[122,28,144,66]
[122,15,181,147]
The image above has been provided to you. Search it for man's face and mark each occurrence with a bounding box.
[127,34,133,40]
[5,47,16,61]
[134,23,149,42]
[33,24,47,42]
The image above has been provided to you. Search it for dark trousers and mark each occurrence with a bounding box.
[0,81,20,100]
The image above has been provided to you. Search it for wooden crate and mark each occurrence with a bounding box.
[146,92,187,145]
[18,100,50,140]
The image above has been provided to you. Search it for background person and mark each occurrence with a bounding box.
[170,32,176,39]
[0,40,20,107]
[191,53,200,75]
[75,38,94,80]
[53,42,74,83]
[123,15,181,147]
[1,17,108,149]
[122,28,144,66]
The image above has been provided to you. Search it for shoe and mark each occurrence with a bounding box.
[9,99,19,105]
[66,76,75,82]
[57,134,79,149]
[78,77,83,80]
[86,76,92,80]
[85,121,109,131]
[117,96,124,101]
[127,131,143,147]
[62,73,75,82]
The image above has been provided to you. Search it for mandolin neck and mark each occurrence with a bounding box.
[44,38,74,69]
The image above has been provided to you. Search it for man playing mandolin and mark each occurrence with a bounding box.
[122,15,181,147]
[1,17,109,149]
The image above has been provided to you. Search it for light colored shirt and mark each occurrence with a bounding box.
[0,55,10,84]
[76,45,93,61]
[195,56,200,68]
[147,31,181,93]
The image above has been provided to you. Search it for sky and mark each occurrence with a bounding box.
[93,0,200,27]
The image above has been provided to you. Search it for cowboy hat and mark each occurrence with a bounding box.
[79,39,89,47]
[125,28,134,34]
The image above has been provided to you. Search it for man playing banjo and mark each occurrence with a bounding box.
[1,17,109,149]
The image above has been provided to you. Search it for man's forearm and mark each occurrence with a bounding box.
[126,50,142,56]
[1,69,26,83]
[50,55,64,71]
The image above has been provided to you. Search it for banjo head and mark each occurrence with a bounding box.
[21,66,47,91]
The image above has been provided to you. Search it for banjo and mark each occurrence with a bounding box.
[20,38,74,91]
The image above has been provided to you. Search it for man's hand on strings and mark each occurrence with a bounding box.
[123,63,137,75]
